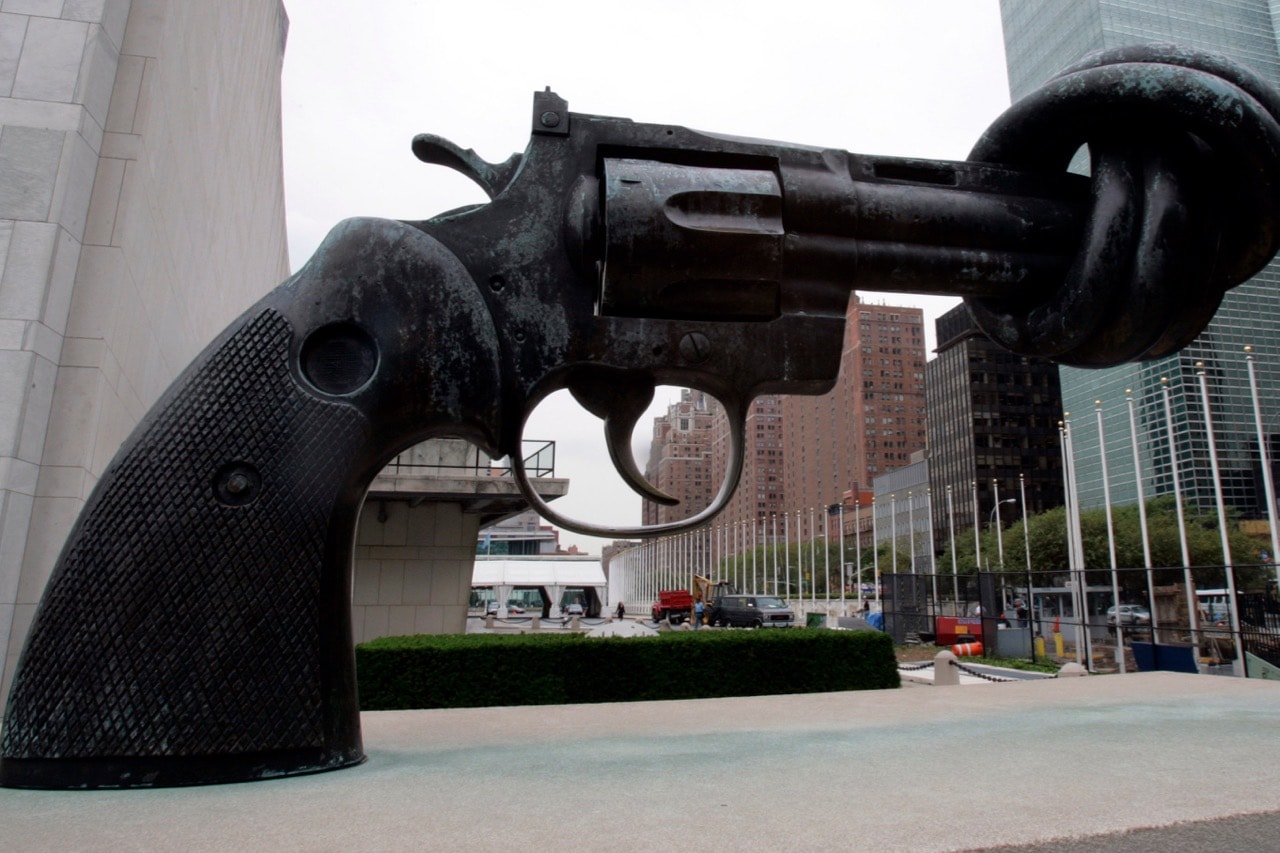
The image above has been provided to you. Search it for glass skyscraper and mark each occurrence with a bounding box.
[1000,0,1280,521]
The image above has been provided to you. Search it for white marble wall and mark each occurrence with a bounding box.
[351,500,480,643]
[0,0,290,704]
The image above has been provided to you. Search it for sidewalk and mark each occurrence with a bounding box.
[2,672,1278,851]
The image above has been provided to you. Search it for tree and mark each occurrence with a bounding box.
[935,496,1271,591]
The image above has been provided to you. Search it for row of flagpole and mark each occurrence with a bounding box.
[1057,349,1280,675]
[612,348,1280,661]
[612,506,873,615]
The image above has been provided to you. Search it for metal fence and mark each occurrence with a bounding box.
[881,563,1280,676]
[381,439,556,478]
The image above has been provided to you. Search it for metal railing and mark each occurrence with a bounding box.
[880,563,1280,677]
[381,439,556,479]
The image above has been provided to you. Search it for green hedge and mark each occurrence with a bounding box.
[356,629,899,710]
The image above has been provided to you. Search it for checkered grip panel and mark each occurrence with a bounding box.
[2,309,367,759]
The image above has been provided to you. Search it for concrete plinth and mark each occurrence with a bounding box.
[2,673,1279,850]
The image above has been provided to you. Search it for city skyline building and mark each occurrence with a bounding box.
[641,388,719,527]
[1000,0,1280,523]
[925,304,1064,552]
[872,453,934,574]
[641,295,928,561]
[782,296,928,542]
[709,393,787,557]
[0,2,293,705]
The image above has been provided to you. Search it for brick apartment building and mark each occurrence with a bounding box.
[783,297,928,541]
[641,389,720,526]
[644,296,927,553]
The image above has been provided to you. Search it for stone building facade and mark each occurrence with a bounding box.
[0,0,291,704]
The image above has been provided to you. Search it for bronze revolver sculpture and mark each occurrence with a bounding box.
[4,45,1280,788]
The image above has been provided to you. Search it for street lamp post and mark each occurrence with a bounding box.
[989,496,1016,569]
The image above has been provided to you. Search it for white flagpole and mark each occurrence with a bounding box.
[923,488,938,616]
[785,510,792,601]
[796,509,804,606]
[823,505,831,610]
[809,506,818,612]
[1160,377,1199,663]
[872,498,879,606]
[890,495,898,575]
[1245,346,1280,592]
[751,516,758,595]
[1020,474,1032,631]
[772,513,779,596]
[947,484,959,614]
[1062,415,1089,667]
[907,491,916,573]
[1096,400,1126,673]
[716,524,723,582]
[971,480,982,571]
[1019,474,1031,572]
[1197,362,1245,676]
[855,499,865,612]
[993,478,1005,570]
[1125,388,1156,631]
[839,502,847,612]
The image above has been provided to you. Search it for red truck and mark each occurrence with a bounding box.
[651,577,736,624]
[651,589,695,624]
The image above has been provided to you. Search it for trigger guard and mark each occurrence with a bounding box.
[512,399,747,538]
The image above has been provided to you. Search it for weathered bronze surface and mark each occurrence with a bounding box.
[3,45,1279,788]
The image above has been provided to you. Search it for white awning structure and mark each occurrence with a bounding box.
[472,558,605,588]
[472,558,606,617]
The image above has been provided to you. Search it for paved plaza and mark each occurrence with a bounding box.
[2,671,1279,850]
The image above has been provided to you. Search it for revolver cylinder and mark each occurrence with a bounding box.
[598,154,1088,322]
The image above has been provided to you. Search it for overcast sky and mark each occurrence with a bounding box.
[278,0,1014,553]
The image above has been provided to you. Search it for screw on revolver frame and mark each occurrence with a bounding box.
[213,461,261,507]
[679,331,711,363]
[539,111,561,128]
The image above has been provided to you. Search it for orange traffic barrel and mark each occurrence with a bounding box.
[952,641,983,657]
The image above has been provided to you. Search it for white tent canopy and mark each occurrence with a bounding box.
[472,558,606,616]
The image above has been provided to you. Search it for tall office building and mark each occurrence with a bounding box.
[782,296,928,541]
[709,393,786,554]
[663,294,926,557]
[925,305,1064,549]
[641,389,720,527]
[1000,0,1280,519]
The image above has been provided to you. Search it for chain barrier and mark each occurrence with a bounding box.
[947,659,1021,683]
[898,661,935,671]
[898,658,1059,681]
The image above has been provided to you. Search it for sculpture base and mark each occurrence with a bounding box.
[0,748,366,790]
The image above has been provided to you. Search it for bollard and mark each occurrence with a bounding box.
[570,615,581,630]
[531,616,540,630]
[485,614,495,629]
[934,650,960,686]
[1035,635,1046,658]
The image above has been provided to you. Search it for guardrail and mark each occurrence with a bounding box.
[382,439,556,478]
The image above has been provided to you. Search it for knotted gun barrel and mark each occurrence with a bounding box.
[3,45,1279,790]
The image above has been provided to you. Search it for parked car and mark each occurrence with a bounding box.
[1105,604,1151,626]
[486,601,525,615]
[564,603,585,616]
[708,595,795,628]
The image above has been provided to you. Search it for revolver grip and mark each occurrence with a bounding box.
[0,218,502,788]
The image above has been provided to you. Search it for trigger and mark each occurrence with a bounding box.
[568,374,679,507]
[411,134,522,199]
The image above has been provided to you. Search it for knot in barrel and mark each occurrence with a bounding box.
[965,44,1280,366]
